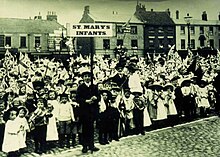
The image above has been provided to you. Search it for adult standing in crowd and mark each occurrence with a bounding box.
[76,67,101,153]
[110,63,128,89]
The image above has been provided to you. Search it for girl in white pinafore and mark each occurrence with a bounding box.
[122,89,135,135]
[47,91,59,142]
[155,90,167,121]
[16,106,30,152]
[195,82,210,116]
[164,86,178,126]
[165,87,177,116]
[2,107,20,156]
[143,88,152,127]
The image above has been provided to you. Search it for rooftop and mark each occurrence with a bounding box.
[173,18,220,25]
[80,6,142,24]
[88,12,142,24]
[0,18,65,34]
[135,11,175,26]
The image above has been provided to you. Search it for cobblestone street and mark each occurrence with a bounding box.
[1,116,220,157]
[43,116,220,157]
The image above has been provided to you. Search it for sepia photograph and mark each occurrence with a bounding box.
[0,0,220,156]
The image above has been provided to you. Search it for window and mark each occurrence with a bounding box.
[61,37,67,49]
[209,26,214,35]
[181,39,185,49]
[218,26,220,36]
[149,39,154,49]
[167,26,173,35]
[200,39,205,47]
[158,39,163,47]
[48,36,55,49]
[5,36,11,47]
[191,39,195,49]
[210,39,214,48]
[117,39,123,46]
[180,26,185,34]
[130,26,137,34]
[190,26,195,34]
[158,27,164,34]
[200,26,204,34]
[103,39,110,49]
[35,36,41,47]
[149,39,154,43]
[219,39,220,49]
[168,38,174,46]
[0,35,4,47]
[20,36,26,48]
[131,40,138,48]
[117,26,123,34]
[148,27,155,34]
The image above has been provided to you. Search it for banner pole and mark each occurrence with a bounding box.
[90,37,94,86]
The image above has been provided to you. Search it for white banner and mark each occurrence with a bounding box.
[68,23,114,37]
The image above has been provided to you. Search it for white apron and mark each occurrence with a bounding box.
[17,117,29,149]
[2,120,20,153]
[143,107,152,127]
[156,98,167,120]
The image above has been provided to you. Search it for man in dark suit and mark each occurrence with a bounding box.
[110,63,128,89]
[76,68,101,153]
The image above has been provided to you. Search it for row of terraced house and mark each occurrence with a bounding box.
[0,3,220,58]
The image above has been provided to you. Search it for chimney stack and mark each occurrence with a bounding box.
[34,12,42,20]
[202,11,207,21]
[84,6,90,15]
[47,11,57,21]
[136,3,146,13]
[166,8,170,17]
[176,10,179,19]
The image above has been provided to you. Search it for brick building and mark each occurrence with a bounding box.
[0,12,66,56]
[173,10,220,51]
[134,3,176,55]
[75,6,144,57]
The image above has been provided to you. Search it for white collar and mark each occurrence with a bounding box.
[85,82,91,87]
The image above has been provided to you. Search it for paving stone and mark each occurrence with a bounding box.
[1,116,220,157]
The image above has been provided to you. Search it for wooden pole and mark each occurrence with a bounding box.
[90,37,94,86]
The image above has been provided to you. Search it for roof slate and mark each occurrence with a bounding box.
[0,18,65,34]
[86,12,142,24]
[135,11,175,26]
[173,18,220,25]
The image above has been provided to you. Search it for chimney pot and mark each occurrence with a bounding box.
[167,8,170,16]
[84,6,90,14]
[202,11,207,21]
[46,11,57,21]
[176,10,179,19]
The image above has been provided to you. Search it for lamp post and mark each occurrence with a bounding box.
[184,13,192,49]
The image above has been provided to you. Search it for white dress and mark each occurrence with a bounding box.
[165,92,178,115]
[2,120,20,153]
[196,86,210,108]
[123,96,134,120]
[143,107,152,127]
[47,100,59,141]
[46,115,59,141]
[16,117,29,149]
[156,98,167,120]
[128,72,143,93]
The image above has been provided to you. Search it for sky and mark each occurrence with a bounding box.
[0,0,219,25]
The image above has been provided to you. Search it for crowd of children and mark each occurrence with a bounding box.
[0,47,220,156]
